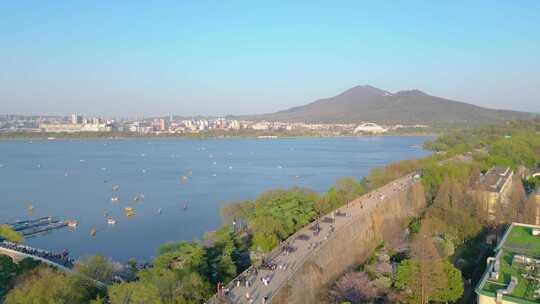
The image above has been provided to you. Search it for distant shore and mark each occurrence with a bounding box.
[0,130,439,140]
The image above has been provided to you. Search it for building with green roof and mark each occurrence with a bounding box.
[476,223,540,304]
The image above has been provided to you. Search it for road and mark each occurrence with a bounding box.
[212,173,418,304]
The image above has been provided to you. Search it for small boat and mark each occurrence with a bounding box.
[157,208,162,214]
[90,228,97,237]
[111,196,119,203]
[181,175,188,181]
[112,185,120,191]
[141,169,146,174]
[125,207,135,217]
[27,204,34,213]
[132,194,144,202]
[183,204,188,211]
[66,220,79,228]
[47,137,56,140]
[107,218,116,225]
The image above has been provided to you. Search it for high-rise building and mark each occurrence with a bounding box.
[71,113,83,124]
[159,119,167,131]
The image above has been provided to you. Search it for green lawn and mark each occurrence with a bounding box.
[504,226,540,258]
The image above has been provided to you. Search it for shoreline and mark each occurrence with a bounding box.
[0,132,439,141]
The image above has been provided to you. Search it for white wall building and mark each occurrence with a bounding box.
[353,123,387,134]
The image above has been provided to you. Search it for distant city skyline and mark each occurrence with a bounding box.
[1,1,539,116]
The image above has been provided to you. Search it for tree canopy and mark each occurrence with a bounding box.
[0,225,24,243]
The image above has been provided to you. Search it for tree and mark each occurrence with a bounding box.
[0,225,23,243]
[248,188,318,252]
[523,196,539,225]
[509,178,527,222]
[154,242,206,275]
[90,296,105,304]
[176,272,213,303]
[137,267,182,304]
[0,255,18,294]
[334,177,366,202]
[16,257,41,275]
[108,281,162,304]
[206,235,237,284]
[432,261,464,303]
[220,200,254,225]
[329,272,378,303]
[433,177,451,219]
[396,223,449,304]
[395,259,422,303]
[412,234,446,303]
[4,267,95,304]
[74,255,114,285]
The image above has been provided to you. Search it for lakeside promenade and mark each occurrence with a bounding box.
[210,173,418,304]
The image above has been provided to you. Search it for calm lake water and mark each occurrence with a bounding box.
[0,136,431,261]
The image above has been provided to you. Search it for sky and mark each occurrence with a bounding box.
[1,1,539,117]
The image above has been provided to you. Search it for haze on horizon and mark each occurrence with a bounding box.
[1,1,539,117]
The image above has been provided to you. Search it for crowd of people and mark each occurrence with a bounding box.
[0,240,74,268]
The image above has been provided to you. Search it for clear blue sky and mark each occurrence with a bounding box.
[1,1,539,117]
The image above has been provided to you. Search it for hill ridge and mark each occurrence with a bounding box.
[235,85,536,126]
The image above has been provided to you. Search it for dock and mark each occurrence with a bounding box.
[6,217,68,237]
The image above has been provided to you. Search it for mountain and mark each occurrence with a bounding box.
[236,85,536,126]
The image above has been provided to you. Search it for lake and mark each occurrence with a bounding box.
[0,136,431,261]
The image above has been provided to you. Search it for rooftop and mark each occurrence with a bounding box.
[476,166,513,193]
[477,223,540,303]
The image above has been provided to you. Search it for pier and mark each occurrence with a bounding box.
[6,216,68,237]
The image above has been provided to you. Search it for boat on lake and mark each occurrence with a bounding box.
[132,194,144,202]
[124,207,135,217]
[111,196,119,203]
[107,218,116,225]
[66,220,79,228]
